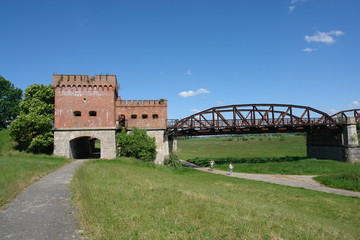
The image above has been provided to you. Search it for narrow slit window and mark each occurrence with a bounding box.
[89,111,97,117]
[74,111,81,117]
[152,114,159,119]
[131,114,137,119]
[142,114,148,119]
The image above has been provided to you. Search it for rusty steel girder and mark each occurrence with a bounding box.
[168,104,339,136]
[330,109,360,122]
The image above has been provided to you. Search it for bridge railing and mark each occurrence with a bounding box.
[167,117,338,129]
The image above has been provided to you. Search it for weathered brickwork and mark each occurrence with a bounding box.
[116,100,167,129]
[53,74,170,161]
[54,74,118,129]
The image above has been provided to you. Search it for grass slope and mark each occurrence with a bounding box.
[0,130,71,207]
[72,159,360,240]
[178,135,306,160]
[178,135,360,190]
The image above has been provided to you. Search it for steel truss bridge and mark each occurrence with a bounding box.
[167,104,359,136]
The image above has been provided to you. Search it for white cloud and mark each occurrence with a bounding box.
[329,109,338,114]
[288,0,305,13]
[302,47,317,52]
[289,5,296,13]
[349,101,360,108]
[304,30,344,44]
[291,0,305,4]
[190,109,200,113]
[185,70,192,76]
[216,101,225,106]
[179,88,211,98]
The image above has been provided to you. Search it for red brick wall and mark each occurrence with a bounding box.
[54,75,117,129]
[54,74,168,130]
[116,100,167,129]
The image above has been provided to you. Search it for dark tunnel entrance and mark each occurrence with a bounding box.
[70,137,101,159]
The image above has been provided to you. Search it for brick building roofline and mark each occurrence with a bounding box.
[117,99,167,106]
[53,74,118,88]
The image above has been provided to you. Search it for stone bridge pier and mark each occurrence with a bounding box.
[307,117,360,163]
[143,129,177,164]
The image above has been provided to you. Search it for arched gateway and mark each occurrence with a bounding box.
[53,74,172,163]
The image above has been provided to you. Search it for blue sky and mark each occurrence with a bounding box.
[1,0,359,119]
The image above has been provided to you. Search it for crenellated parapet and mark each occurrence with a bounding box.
[117,99,167,106]
[53,74,118,91]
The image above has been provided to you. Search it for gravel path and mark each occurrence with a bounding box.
[0,160,86,240]
[181,160,360,198]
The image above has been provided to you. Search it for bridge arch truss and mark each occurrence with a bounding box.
[168,104,340,136]
[330,109,360,122]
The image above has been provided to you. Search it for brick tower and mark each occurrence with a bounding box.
[53,74,118,159]
[53,74,174,162]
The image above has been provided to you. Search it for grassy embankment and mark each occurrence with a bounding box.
[178,135,360,191]
[72,158,360,240]
[0,130,71,208]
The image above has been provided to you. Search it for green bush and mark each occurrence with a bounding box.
[116,127,156,162]
[164,151,182,169]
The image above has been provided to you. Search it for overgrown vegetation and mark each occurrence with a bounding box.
[72,159,360,240]
[164,151,182,169]
[315,172,360,192]
[8,84,54,154]
[116,127,156,162]
[0,130,71,208]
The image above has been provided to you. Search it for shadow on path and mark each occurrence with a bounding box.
[181,160,360,198]
[0,160,86,240]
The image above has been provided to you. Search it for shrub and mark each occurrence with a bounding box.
[116,127,156,162]
[164,151,182,169]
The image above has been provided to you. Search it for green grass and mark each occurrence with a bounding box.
[72,159,360,240]
[178,135,306,160]
[0,130,71,208]
[178,135,360,191]
[314,172,360,192]
[215,159,360,175]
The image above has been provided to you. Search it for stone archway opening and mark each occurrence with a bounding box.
[70,136,101,159]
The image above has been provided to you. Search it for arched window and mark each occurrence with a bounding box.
[89,111,97,117]
[74,111,81,117]
[152,114,159,119]
[118,114,126,126]
[142,114,148,119]
[131,114,137,119]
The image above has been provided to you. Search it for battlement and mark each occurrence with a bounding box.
[53,74,117,89]
[117,99,167,106]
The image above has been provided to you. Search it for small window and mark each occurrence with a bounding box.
[89,111,97,117]
[74,111,81,117]
[131,114,137,119]
[152,114,159,119]
[142,114,148,119]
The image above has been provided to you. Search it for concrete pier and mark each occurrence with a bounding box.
[307,117,359,163]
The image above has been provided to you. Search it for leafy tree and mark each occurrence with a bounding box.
[8,84,54,154]
[0,76,22,128]
[116,127,156,162]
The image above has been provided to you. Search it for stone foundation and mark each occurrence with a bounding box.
[145,129,177,164]
[306,117,359,163]
[54,128,116,159]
